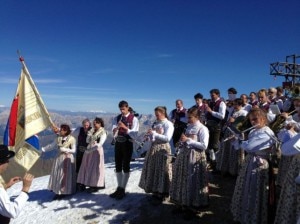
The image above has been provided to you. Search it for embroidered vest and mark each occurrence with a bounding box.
[206,99,223,122]
[259,102,270,112]
[117,113,134,137]
[171,108,187,121]
[250,100,258,107]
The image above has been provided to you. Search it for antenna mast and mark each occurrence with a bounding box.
[270,54,300,90]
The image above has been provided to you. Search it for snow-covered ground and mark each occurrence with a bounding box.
[9,160,146,224]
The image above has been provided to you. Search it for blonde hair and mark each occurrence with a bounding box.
[248,108,268,126]
[155,106,168,119]
[187,107,199,119]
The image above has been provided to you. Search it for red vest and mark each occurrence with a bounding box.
[206,99,223,122]
[171,108,187,121]
[117,113,134,137]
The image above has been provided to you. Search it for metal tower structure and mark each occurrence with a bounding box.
[270,54,300,89]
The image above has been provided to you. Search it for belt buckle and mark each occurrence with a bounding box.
[116,136,127,143]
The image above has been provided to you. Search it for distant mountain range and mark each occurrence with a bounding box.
[0,107,155,163]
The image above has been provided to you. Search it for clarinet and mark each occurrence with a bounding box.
[136,121,158,151]
[174,126,188,156]
[111,129,118,145]
[111,115,125,145]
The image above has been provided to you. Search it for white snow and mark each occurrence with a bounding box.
[8,159,146,224]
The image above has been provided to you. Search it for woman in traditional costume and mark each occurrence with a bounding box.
[274,132,300,224]
[45,124,77,200]
[231,108,276,224]
[77,117,107,193]
[139,106,174,203]
[169,107,209,219]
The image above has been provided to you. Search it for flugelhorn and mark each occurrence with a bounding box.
[269,109,297,133]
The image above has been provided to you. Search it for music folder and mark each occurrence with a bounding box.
[269,104,281,115]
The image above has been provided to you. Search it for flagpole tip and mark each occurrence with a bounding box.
[17,50,24,62]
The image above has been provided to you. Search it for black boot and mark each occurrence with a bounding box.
[115,187,125,200]
[53,194,66,200]
[87,187,99,193]
[77,183,86,192]
[109,187,122,198]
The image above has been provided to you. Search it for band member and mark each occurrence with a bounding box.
[0,145,34,224]
[281,96,300,130]
[110,100,139,200]
[253,89,270,112]
[139,106,174,203]
[249,91,258,107]
[170,107,209,220]
[77,117,107,193]
[189,93,207,124]
[231,108,276,224]
[218,98,248,176]
[224,87,238,126]
[276,124,297,187]
[274,133,300,224]
[227,87,237,101]
[169,99,188,147]
[275,97,300,187]
[75,118,91,191]
[240,94,252,112]
[276,86,286,103]
[268,87,283,111]
[44,124,77,200]
[205,88,226,172]
[227,99,249,124]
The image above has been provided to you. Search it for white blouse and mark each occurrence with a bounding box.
[240,126,275,152]
[151,118,174,143]
[185,120,209,151]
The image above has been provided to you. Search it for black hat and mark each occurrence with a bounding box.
[0,145,15,164]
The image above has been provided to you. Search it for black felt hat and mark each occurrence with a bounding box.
[0,145,15,164]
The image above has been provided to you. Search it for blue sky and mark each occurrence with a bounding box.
[1,0,300,114]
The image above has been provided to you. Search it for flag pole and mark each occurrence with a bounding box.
[16,50,55,127]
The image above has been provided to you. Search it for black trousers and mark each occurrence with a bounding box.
[172,122,187,146]
[76,150,85,173]
[0,214,10,224]
[172,127,185,146]
[206,120,221,151]
[115,140,133,173]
